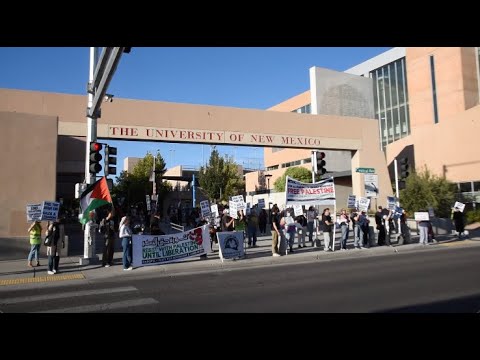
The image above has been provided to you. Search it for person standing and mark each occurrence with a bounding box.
[452,207,465,238]
[119,216,133,271]
[282,208,297,253]
[258,208,267,235]
[45,220,64,275]
[247,208,258,248]
[101,209,116,267]
[322,208,334,251]
[270,205,281,257]
[306,206,317,247]
[221,209,235,231]
[295,212,308,248]
[357,210,369,249]
[27,220,42,267]
[375,206,386,246]
[351,210,360,248]
[339,209,350,250]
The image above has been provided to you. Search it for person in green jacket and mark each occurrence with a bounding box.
[27,221,42,267]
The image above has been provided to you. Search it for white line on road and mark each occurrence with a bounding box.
[32,298,158,313]
[0,286,138,305]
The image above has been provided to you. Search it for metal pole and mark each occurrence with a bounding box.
[153,153,156,197]
[394,157,401,238]
[82,47,99,264]
[192,174,196,208]
[394,158,400,200]
[311,151,315,183]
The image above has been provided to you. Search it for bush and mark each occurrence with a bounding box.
[466,209,480,224]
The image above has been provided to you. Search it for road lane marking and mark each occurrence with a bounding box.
[0,273,85,286]
[0,286,138,305]
[32,298,158,313]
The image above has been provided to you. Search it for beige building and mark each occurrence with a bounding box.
[247,47,480,205]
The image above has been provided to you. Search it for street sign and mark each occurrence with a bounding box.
[356,168,375,173]
[364,174,378,198]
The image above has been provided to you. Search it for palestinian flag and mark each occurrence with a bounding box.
[80,177,112,225]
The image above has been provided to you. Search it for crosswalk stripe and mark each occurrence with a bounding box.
[32,298,158,313]
[0,286,138,305]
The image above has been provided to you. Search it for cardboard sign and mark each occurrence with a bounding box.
[387,196,396,210]
[210,204,219,217]
[200,200,211,218]
[26,203,43,222]
[347,195,356,209]
[414,212,430,221]
[217,231,245,262]
[293,204,303,217]
[257,198,265,209]
[358,197,370,212]
[454,201,465,212]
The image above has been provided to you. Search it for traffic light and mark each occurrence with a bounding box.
[89,142,103,174]
[104,145,117,176]
[399,157,409,179]
[314,151,326,175]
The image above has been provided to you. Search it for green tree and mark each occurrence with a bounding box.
[198,148,245,202]
[400,166,457,218]
[112,151,170,209]
[274,166,312,192]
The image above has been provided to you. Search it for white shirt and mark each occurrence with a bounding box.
[119,223,132,238]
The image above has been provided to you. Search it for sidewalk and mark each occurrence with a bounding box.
[1,232,479,289]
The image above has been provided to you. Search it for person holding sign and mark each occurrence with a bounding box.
[306,206,317,247]
[339,209,350,250]
[27,220,42,267]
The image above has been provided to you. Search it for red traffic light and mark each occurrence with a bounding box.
[90,142,102,152]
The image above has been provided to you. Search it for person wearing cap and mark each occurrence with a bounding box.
[221,208,234,231]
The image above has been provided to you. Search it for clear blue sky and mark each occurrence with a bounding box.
[0,47,390,173]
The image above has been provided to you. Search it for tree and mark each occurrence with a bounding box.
[400,166,457,218]
[274,166,312,192]
[112,151,170,210]
[198,148,245,202]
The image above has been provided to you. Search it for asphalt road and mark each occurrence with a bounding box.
[1,245,479,313]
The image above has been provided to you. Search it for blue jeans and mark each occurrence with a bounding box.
[353,225,363,248]
[247,226,257,245]
[28,244,40,262]
[122,237,132,269]
[340,224,349,249]
[307,222,315,242]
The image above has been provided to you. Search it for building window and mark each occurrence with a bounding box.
[291,104,311,114]
[473,181,480,192]
[266,165,279,171]
[302,157,312,164]
[370,57,411,151]
[272,147,283,153]
[430,55,439,124]
[459,182,472,193]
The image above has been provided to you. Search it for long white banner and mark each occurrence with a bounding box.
[285,176,335,206]
[132,225,211,267]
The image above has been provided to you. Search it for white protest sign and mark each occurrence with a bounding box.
[132,225,211,267]
[200,200,211,218]
[146,195,151,211]
[41,201,60,221]
[347,195,356,209]
[217,231,245,262]
[358,197,370,212]
[232,195,246,211]
[387,196,397,210]
[229,201,238,219]
[454,201,465,212]
[364,174,378,198]
[26,203,43,222]
[257,198,265,209]
[210,204,219,218]
[414,212,430,221]
[293,204,303,217]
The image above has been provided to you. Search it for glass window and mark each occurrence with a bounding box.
[272,148,283,153]
[474,181,480,191]
[303,157,312,164]
[390,63,398,107]
[372,70,379,113]
[384,66,391,109]
[399,105,407,134]
[378,70,385,110]
[459,182,472,193]
[393,107,400,135]
[398,59,406,105]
